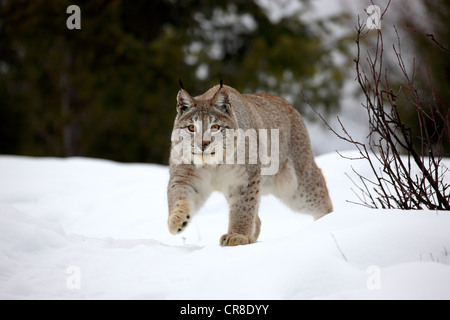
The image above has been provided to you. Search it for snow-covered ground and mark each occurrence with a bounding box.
[1,152,449,300]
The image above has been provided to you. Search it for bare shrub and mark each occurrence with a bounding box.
[310,14,449,210]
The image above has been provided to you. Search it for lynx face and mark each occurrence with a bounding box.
[172,87,239,166]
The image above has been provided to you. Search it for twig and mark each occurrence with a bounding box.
[406,25,450,53]
[331,233,348,262]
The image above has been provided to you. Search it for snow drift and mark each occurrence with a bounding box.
[0,152,449,299]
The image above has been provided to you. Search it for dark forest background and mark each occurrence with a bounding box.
[0,0,448,164]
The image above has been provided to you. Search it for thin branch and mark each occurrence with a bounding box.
[406,25,450,53]
[331,233,349,262]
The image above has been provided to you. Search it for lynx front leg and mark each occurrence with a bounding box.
[168,200,191,234]
[167,165,208,235]
[221,174,261,246]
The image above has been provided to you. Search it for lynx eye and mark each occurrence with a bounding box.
[187,124,195,132]
[211,124,220,132]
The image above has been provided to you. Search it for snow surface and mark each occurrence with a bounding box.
[1,152,449,300]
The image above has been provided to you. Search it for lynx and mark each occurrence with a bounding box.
[167,83,333,246]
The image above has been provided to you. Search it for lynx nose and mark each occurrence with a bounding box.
[201,141,210,151]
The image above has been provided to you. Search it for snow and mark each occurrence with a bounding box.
[1,152,449,300]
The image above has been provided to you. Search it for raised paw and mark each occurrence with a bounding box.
[220,234,256,246]
[168,201,191,234]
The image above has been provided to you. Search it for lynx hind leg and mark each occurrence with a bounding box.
[275,160,333,220]
[298,165,333,220]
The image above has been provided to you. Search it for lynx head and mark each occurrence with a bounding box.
[171,83,239,166]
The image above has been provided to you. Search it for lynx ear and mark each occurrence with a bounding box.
[212,87,231,115]
[176,89,195,115]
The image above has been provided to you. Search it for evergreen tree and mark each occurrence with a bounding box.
[397,1,450,156]
[0,0,350,164]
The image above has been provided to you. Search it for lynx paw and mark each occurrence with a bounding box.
[168,202,190,234]
[220,234,256,246]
